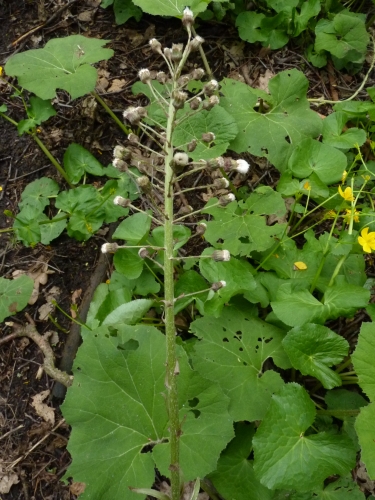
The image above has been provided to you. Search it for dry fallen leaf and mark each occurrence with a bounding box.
[12,258,54,305]
[78,10,94,22]
[70,289,82,318]
[257,69,274,93]
[107,79,127,93]
[0,466,19,494]
[70,482,86,496]
[31,390,55,426]
[38,286,61,320]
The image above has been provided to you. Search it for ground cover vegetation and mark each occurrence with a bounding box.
[1,0,375,498]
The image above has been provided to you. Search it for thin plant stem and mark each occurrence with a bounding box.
[92,91,131,135]
[191,26,213,79]
[32,133,74,187]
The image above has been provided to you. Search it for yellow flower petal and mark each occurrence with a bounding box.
[294,261,307,270]
[303,181,311,191]
[338,185,354,201]
[358,227,375,253]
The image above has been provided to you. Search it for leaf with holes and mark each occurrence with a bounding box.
[253,383,356,491]
[220,71,323,172]
[62,325,233,500]
[190,305,286,421]
[5,35,113,99]
[173,106,238,160]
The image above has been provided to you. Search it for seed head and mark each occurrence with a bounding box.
[138,247,150,259]
[113,196,131,207]
[187,139,197,152]
[213,177,229,189]
[177,75,191,87]
[149,38,162,55]
[212,250,231,262]
[123,106,147,126]
[202,132,215,143]
[190,68,205,80]
[136,175,151,192]
[189,35,204,51]
[101,243,119,254]
[211,280,226,292]
[190,96,202,110]
[127,133,139,144]
[219,193,236,206]
[182,7,194,27]
[204,79,219,96]
[113,158,127,171]
[156,71,168,83]
[138,68,151,84]
[173,90,188,109]
[173,152,189,167]
[196,222,207,235]
[206,157,224,169]
[171,43,184,61]
[235,159,250,174]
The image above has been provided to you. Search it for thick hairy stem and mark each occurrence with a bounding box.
[164,88,180,500]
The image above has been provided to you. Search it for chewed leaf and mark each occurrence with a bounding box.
[62,326,233,499]
[191,305,287,421]
[5,35,113,99]
[253,383,356,491]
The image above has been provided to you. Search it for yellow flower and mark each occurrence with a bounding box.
[0,66,3,77]
[362,174,371,181]
[325,210,337,219]
[343,209,360,224]
[358,227,375,253]
[341,170,348,183]
[338,185,354,202]
[303,181,311,191]
[294,261,307,271]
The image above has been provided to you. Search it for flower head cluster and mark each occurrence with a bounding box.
[358,227,375,253]
[343,209,360,224]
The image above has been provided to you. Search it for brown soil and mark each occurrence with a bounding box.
[1,0,375,499]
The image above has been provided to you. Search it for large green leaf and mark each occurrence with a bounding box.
[5,35,113,99]
[322,112,367,150]
[191,305,286,421]
[282,324,349,389]
[315,11,369,69]
[355,404,375,479]
[208,423,273,500]
[18,177,59,212]
[63,143,105,184]
[131,0,225,16]
[288,138,346,184]
[203,190,287,257]
[113,213,151,244]
[0,276,34,322]
[352,322,375,401]
[253,383,356,491]
[17,96,56,135]
[220,71,323,172]
[102,299,153,325]
[62,325,233,499]
[173,106,238,160]
[101,0,142,24]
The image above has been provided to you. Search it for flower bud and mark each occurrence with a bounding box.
[204,79,219,96]
[149,38,162,55]
[182,7,194,27]
[127,133,139,144]
[171,43,184,61]
[202,95,220,110]
[156,71,168,83]
[202,132,215,143]
[101,243,119,254]
[173,152,189,167]
[113,158,127,171]
[136,175,151,192]
[113,196,131,207]
[190,96,201,110]
[177,205,193,215]
[138,247,150,259]
[138,68,151,84]
[213,177,229,189]
[173,90,188,109]
[212,250,230,262]
[190,68,205,80]
[206,157,224,169]
[235,159,250,174]
[163,47,172,61]
[123,106,147,125]
[189,36,204,51]
[196,222,207,235]
[211,281,226,291]
[187,139,197,152]
[219,193,236,206]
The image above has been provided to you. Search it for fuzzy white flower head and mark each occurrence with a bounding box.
[227,193,235,201]
[212,250,231,262]
[149,38,162,54]
[101,243,119,254]
[173,152,189,167]
[182,7,194,26]
[138,68,151,83]
[219,280,227,287]
[235,159,250,174]
[113,196,131,207]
